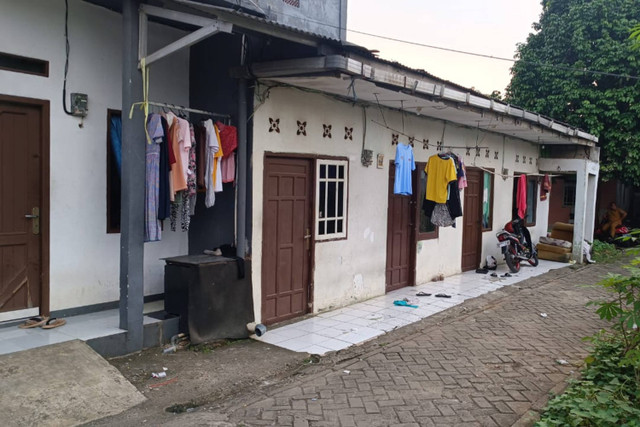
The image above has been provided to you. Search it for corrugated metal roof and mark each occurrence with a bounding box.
[245,55,598,146]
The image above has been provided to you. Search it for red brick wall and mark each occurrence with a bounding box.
[548,177,573,228]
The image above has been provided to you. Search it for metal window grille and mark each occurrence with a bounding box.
[316,159,348,240]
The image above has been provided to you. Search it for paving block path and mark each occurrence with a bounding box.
[170,263,621,427]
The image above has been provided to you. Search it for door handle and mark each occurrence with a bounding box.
[304,228,311,250]
[25,207,40,235]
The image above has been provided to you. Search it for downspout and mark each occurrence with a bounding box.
[236,34,247,258]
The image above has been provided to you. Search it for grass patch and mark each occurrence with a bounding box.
[536,335,640,426]
[591,240,621,263]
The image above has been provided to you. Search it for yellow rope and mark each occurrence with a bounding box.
[128,57,151,143]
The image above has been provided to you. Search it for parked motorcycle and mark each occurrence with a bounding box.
[496,217,538,273]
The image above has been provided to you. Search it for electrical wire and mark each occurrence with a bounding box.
[62,0,73,115]
[237,3,640,82]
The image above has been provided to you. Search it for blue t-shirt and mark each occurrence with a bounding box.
[394,143,416,195]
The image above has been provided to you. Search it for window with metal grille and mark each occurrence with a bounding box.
[316,159,348,240]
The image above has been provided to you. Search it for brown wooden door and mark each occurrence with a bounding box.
[461,168,483,271]
[262,157,313,325]
[0,99,45,315]
[385,163,416,292]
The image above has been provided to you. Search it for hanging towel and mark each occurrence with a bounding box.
[517,174,527,219]
[540,174,551,201]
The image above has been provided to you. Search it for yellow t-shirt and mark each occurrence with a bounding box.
[425,155,457,203]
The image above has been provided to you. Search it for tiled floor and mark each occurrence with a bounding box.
[0,301,164,355]
[255,260,566,355]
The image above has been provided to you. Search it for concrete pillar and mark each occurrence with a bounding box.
[119,0,145,353]
[585,172,598,242]
[572,165,588,262]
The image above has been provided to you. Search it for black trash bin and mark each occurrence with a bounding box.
[164,255,254,344]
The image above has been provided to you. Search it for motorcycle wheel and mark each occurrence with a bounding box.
[528,254,539,267]
[505,248,521,273]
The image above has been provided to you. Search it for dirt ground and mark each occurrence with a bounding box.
[85,338,309,426]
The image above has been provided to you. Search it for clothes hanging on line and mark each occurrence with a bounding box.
[517,174,527,219]
[394,143,416,195]
[141,112,238,241]
[540,174,551,201]
[457,156,467,190]
[204,119,224,208]
[431,203,455,227]
[144,114,163,242]
[422,152,463,228]
[216,121,238,184]
[424,153,457,203]
[158,116,171,220]
[422,181,462,224]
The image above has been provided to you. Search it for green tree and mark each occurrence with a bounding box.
[506,0,640,185]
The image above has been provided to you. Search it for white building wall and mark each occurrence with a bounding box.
[252,86,549,321]
[0,0,190,310]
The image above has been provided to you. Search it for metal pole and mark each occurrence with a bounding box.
[236,36,248,258]
[120,0,145,353]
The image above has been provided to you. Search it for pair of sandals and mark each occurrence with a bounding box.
[416,291,451,298]
[18,316,66,329]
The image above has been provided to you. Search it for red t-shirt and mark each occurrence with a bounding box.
[215,121,238,158]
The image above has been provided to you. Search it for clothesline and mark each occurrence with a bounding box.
[371,119,489,150]
[474,165,561,179]
[146,101,230,120]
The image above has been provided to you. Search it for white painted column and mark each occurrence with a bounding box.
[585,169,599,243]
[572,165,588,262]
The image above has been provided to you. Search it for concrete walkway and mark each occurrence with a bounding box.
[256,260,565,355]
[0,340,145,427]
[165,260,615,427]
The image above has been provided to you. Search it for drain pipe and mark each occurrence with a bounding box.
[247,322,267,337]
[236,34,247,259]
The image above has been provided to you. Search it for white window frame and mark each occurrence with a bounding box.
[315,159,348,241]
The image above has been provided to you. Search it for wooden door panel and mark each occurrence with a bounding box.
[0,102,42,313]
[461,169,482,272]
[262,157,312,325]
[385,164,416,292]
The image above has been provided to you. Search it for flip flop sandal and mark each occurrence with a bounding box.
[18,316,49,329]
[393,300,418,308]
[41,318,66,329]
[490,273,498,277]
[435,293,452,298]
[501,273,512,278]
[416,291,432,296]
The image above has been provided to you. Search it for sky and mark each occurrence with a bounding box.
[346,0,543,95]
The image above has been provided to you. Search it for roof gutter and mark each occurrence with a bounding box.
[238,55,598,146]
